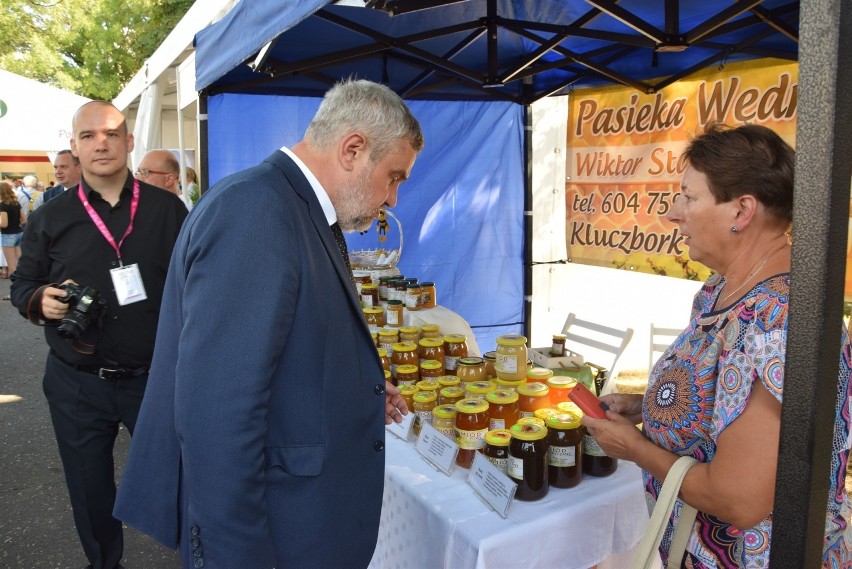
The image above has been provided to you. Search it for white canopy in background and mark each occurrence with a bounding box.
[0,70,90,152]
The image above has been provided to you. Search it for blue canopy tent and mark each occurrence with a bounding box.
[193,0,799,352]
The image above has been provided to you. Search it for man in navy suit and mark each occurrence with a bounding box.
[35,150,82,207]
[114,79,423,568]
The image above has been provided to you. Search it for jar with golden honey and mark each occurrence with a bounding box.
[415,379,441,395]
[533,408,558,423]
[483,351,497,379]
[583,433,618,477]
[465,380,497,401]
[454,398,490,468]
[378,329,399,355]
[421,323,441,339]
[412,391,437,437]
[386,300,404,328]
[371,331,379,347]
[420,359,443,379]
[443,334,469,374]
[456,356,486,390]
[483,429,512,474]
[556,401,583,417]
[517,382,551,418]
[525,367,553,384]
[551,333,567,356]
[485,389,520,431]
[546,412,583,488]
[360,283,379,308]
[399,326,420,343]
[547,376,577,405]
[384,369,392,384]
[405,283,422,310]
[516,416,546,428]
[390,342,419,380]
[439,386,465,406]
[431,404,457,440]
[437,375,461,389]
[377,347,391,372]
[420,282,437,309]
[418,338,445,372]
[508,423,549,501]
[395,364,419,387]
[495,335,528,381]
[399,384,419,413]
[363,307,386,332]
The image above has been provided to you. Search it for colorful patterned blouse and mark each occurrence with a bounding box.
[643,272,852,568]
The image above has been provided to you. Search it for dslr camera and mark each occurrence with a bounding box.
[56,283,106,340]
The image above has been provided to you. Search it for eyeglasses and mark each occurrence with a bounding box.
[134,168,171,178]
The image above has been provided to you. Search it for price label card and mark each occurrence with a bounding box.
[467,452,517,518]
[415,421,459,475]
[385,411,415,441]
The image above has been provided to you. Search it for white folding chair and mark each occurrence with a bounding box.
[560,313,634,395]
[649,323,682,371]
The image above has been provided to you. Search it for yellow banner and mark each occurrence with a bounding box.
[566,58,799,285]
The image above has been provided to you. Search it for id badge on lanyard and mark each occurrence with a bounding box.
[78,181,148,306]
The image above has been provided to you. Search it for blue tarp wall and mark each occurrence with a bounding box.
[207,94,525,351]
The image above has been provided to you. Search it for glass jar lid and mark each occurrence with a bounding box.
[485,389,519,405]
[510,422,547,441]
[391,341,418,353]
[517,382,550,397]
[496,334,527,346]
[455,398,489,414]
[546,412,583,430]
[443,334,468,344]
[413,391,437,403]
[485,429,512,446]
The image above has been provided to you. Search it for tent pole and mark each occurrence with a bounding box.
[523,99,533,341]
[199,91,209,194]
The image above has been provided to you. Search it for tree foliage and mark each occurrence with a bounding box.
[1,0,194,100]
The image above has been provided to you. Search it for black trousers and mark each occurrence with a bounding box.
[43,353,147,569]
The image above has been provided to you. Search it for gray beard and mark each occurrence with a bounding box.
[336,165,377,233]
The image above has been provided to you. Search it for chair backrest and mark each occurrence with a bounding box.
[561,313,634,395]
[649,323,682,371]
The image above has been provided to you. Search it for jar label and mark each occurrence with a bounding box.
[435,426,455,439]
[380,341,395,353]
[486,456,508,474]
[551,341,565,356]
[519,411,534,418]
[361,294,375,307]
[489,418,505,430]
[405,293,420,309]
[415,410,432,428]
[455,427,488,450]
[387,310,401,326]
[548,445,576,467]
[507,454,524,480]
[445,355,460,371]
[583,434,608,457]
[390,363,398,378]
[495,353,518,374]
[397,379,417,388]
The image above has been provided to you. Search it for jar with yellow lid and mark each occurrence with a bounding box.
[556,401,583,416]
[395,364,419,387]
[483,351,497,379]
[495,377,524,392]
[412,391,437,436]
[360,283,379,308]
[399,326,420,343]
[420,359,443,379]
[390,342,419,380]
[420,282,437,309]
[456,356,486,389]
[508,423,549,501]
[371,331,378,347]
[377,347,391,372]
[547,376,577,405]
[465,380,497,401]
[421,323,441,339]
[454,398,490,468]
[386,300,404,328]
[439,385,465,406]
[533,408,559,423]
[399,384,419,414]
[443,334,469,374]
[353,273,372,295]
[405,283,422,310]
[551,333,567,356]
[418,338,445,372]
[546,412,584,488]
[495,335,528,381]
[437,375,461,388]
[485,389,520,431]
[415,379,441,394]
[483,429,512,474]
[384,369,392,384]
[516,416,546,428]
[431,404,458,440]
[378,329,399,355]
[517,382,551,418]
[363,306,386,332]
[525,367,554,384]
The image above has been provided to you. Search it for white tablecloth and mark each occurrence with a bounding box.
[369,434,650,569]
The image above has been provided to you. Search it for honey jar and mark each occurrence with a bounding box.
[454,398,490,468]
[431,404,457,440]
[399,326,420,343]
[378,329,399,354]
[412,391,437,436]
[525,367,553,384]
[495,377,524,392]
[420,359,443,379]
[353,272,372,295]
[415,379,441,394]
[485,389,520,430]
[517,382,551,418]
[465,380,497,401]
[386,300,404,328]
[405,283,422,310]
[421,323,441,339]
[437,375,461,388]
[551,333,567,356]
[360,283,379,308]
[420,282,437,308]
[495,335,528,381]
[483,351,497,379]
[483,429,512,474]
[399,384,419,413]
[456,356,486,390]
[547,376,577,405]
[390,342,419,380]
[583,433,618,477]
[378,276,394,301]
[363,306,386,332]
[395,364,419,387]
[533,408,559,423]
[546,412,584,489]
[508,423,549,501]
[439,386,465,406]
[418,338,445,372]
[377,347,391,372]
[443,334,469,374]
[556,401,583,416]
[516,416,546,428]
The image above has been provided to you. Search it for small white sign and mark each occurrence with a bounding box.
[415,421,459,475]
[467,452,517,518]
[385,411,415,441]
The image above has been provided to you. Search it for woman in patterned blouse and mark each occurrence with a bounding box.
[583,123,852,568]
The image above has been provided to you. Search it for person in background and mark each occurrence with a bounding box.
[9,100,187,569]
[36,150,83,206]
[0,180,26,288]
[135,149,192,211]
[17,175,42,218]
[114,78,421,569]
[582,123,852,568]
[182,166,199,206]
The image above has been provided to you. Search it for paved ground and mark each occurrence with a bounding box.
[0,277,179,569]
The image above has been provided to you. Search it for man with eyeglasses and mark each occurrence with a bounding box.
[136,149,192,211]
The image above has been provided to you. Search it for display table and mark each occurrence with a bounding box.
[404,305,481,356]
[369,434,650,569]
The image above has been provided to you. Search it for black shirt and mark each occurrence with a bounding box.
[0,201,23,234]
[10,171,187,368]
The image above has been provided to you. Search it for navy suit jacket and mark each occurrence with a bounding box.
[42,184,66,203]
[115,151,388,568]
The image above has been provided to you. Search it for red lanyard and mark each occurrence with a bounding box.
[77,180,140,266]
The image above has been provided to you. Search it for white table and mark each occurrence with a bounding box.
[369,434,650,569]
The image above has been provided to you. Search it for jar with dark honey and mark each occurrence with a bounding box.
[551,334,567,356]
[483,429,512,474]
[517,382,551,418]
[431,404,457,440]
[508,423,549,501]
[456,356,486,389]
[454,398,490,468]
[439,386,465,406]
[412,391,437,437]
[390,342,419,380]
[420,359,443,379]
[395,364,419,387]
[583,432,618,477]
[418,338,445,372]
[485,389,520,431]
[360,283,379,308]
[546,412,583,488]
[443,334,469,374]
[353,272,372,295]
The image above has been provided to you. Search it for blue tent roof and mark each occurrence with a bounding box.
[195,0,799,102]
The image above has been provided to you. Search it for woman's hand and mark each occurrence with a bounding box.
[581,410,647,462]
[599,392,644,424]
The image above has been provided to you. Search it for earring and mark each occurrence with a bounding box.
[731,226,739,233]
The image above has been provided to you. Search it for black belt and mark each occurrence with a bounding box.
[75,365,149,380]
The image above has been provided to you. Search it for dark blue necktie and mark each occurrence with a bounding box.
[331,222,355,288]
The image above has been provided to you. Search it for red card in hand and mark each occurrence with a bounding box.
[568,383,609,419]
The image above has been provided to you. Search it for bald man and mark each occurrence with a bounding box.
[136,149,192,210]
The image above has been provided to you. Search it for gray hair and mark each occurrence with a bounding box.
[23,175,38,188]
[304,79,424,162]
